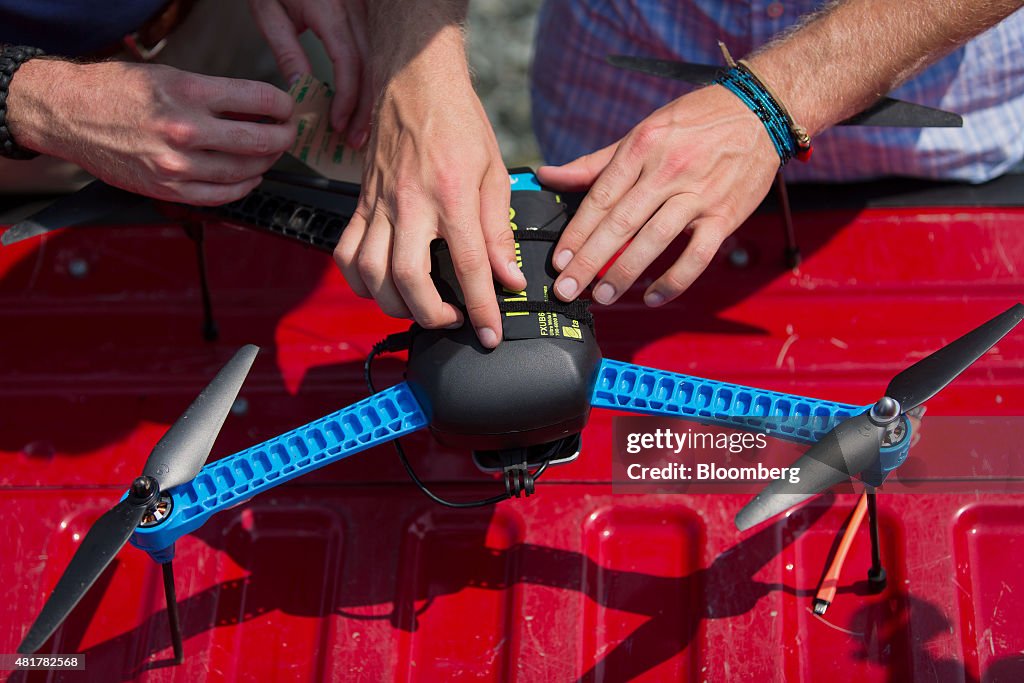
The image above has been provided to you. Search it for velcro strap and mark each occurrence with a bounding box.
[513,228,563,242]
[498,299,594,334]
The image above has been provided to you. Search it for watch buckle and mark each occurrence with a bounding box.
[123,33,168,62]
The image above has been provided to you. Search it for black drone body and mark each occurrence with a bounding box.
[407,188,601,453]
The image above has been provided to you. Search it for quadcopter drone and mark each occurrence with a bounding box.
[5,57,1021,665]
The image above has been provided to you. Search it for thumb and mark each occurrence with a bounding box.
[536,143,618,191]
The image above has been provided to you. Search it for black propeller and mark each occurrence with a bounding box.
[0,181,161,246]
[607,55,964,128]
[735,304,1024,531]
[0,156,344,248]
[17,345,259,655]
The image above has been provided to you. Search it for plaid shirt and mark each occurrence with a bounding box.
[530,1,1024,182]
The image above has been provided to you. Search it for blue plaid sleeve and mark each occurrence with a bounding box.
[530,0,1024,183]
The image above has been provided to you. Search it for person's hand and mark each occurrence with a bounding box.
[333,66,525,348]
[537,85,779,308]
[249,0,372,148]
[7,59,295,206]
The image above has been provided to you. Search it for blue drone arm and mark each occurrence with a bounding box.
[131,382,427,559]
[591,359,910,484]
[132,356,912,561]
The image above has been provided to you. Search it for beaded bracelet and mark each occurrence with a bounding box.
[0,44,46,160]
[713,43,812,165]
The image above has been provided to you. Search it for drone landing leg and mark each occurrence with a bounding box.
[162,561,184,665]
[183,222,218,342]
[866,488,887,593]
[773,171,801,268]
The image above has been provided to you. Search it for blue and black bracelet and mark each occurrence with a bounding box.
[713,49,812,165]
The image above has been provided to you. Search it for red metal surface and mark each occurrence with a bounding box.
[1,203,1023,681]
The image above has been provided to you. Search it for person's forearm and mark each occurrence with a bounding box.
[748,0,1024,135]
[367,0,471,93]
[342,1,519,347]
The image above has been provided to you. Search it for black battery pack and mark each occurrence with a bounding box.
[406,184,602,450]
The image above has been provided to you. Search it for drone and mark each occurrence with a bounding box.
[4,57,1021,665]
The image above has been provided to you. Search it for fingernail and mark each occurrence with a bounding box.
[644,291,666,307]
[593,282,616,305]
[288,74,302,88]
[554,249,573,271]
[555,277,578,300]
[349,129,369,149]
[507,260,526,282]
[445,316,464,330]
[477,326,499,348]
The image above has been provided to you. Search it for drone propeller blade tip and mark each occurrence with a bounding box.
[884,303,1024,412]
[142,344,260,491]
[734,492,814,532]
[603,54,722,85]
[237,343,260,362]
[1,221,46,246]
[734,508,758,532]
[736,412,883,530]
[17,500,147,655]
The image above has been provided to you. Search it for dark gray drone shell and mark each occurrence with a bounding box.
[407,323,601,450]
[406,187,602,450]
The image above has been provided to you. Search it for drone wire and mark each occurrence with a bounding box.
[813,492,868,615]
[365,335,547,508]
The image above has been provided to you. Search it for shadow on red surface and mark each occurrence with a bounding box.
[25,500,835,681]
